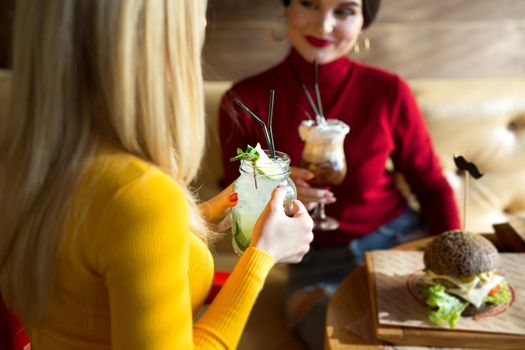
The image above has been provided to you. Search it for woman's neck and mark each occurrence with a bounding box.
[286,48,353,87]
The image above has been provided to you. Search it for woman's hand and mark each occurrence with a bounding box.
[198,184,238,232]
[251,185,314,263]
[290,167,336,212]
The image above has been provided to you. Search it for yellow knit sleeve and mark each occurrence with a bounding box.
[94,169,194,350]
[194,247,274,349]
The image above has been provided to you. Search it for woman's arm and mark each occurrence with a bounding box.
[95,167,310,349]
[97,170,270,350]
[390,77,461,234]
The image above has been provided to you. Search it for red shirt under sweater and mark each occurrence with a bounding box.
[219,49,460,245]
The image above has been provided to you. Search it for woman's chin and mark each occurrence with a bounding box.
[295,47,346,64]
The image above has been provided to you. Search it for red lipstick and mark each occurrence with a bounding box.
[305,35,333,48]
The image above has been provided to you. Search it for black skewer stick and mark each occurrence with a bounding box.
[313,60,325,119]
[453,155,484,179]
[289,62,321,119]
[453,155,484,231]
[267,90,276,159]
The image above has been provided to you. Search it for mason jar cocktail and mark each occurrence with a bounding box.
[232,149,296,255]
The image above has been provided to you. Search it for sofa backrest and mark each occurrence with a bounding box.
[410,79,525,232]
[0,69,9,122]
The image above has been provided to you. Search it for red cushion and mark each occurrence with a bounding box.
[0,298,30,350]
[204,271,230,304]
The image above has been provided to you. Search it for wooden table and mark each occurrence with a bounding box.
[324,237,434,350]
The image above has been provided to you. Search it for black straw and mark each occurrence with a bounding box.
[232,96,276,159]
[313,60,324,118]
[289,62,320,118]
[233,97,264,126]
[267,90,276,159]
[303,109,314,121]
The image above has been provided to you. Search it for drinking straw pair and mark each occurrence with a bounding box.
[233,91,276,159]
[289,60,327,126]
[232,60,327,158]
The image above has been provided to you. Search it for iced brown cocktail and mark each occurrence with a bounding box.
[299,119,350,230]
[300,156,346,187]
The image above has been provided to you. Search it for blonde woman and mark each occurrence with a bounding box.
[0,1,313,349]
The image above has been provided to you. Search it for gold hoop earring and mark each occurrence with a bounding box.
[271,13,287,41]
[353,41,361,54]
[352,34,371,61]
[364,36,371,52]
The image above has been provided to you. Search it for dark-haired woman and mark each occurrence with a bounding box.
[219,1,460,347]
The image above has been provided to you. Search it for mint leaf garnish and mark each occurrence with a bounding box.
[230,145,260,162]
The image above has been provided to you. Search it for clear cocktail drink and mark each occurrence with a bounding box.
[232,149,296,255]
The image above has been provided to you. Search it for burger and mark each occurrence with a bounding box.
[421,230,511,328]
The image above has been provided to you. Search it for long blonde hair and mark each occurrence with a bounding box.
[0,0,209,325]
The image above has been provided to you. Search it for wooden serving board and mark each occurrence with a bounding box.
[365,251,525,349]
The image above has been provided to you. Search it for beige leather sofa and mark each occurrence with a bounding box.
[201,79,525,349]
[0,70,8,122]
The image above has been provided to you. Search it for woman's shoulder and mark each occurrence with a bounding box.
[353,61,405,85]
[352,61,412,97]
[72,147,192,278]
[83,144,185,206]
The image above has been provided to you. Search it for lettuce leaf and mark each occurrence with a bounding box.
[484,280,511,305]
[423,284,468,328]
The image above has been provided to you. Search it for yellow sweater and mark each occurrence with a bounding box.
[29,144,274,349]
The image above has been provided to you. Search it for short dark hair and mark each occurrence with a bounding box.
[281,0,381,29]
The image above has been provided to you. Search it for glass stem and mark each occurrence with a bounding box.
[312,203,327,221]
[318,203,327,220]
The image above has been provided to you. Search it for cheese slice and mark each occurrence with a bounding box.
[422,270,479,292]
[423,270,505,308]
[447,275,504,308]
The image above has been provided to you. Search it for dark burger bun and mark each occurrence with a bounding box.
[461,302,500,317]
[424,230,498,276]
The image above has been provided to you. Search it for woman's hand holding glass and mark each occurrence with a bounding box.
[198,184,238,232]
[251,185,314,263]
[290,167,336,212]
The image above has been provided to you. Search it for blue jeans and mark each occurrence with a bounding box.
[349,208,427,265]
[286,208,426,350]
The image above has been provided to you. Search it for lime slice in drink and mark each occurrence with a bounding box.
[253,143,284,179]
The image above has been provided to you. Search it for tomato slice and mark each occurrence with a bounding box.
[489,284,501,295]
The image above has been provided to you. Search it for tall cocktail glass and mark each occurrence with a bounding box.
[299,119,350,231]
[232,150,297,255]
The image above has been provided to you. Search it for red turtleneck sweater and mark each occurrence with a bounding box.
[219,50,460,245]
